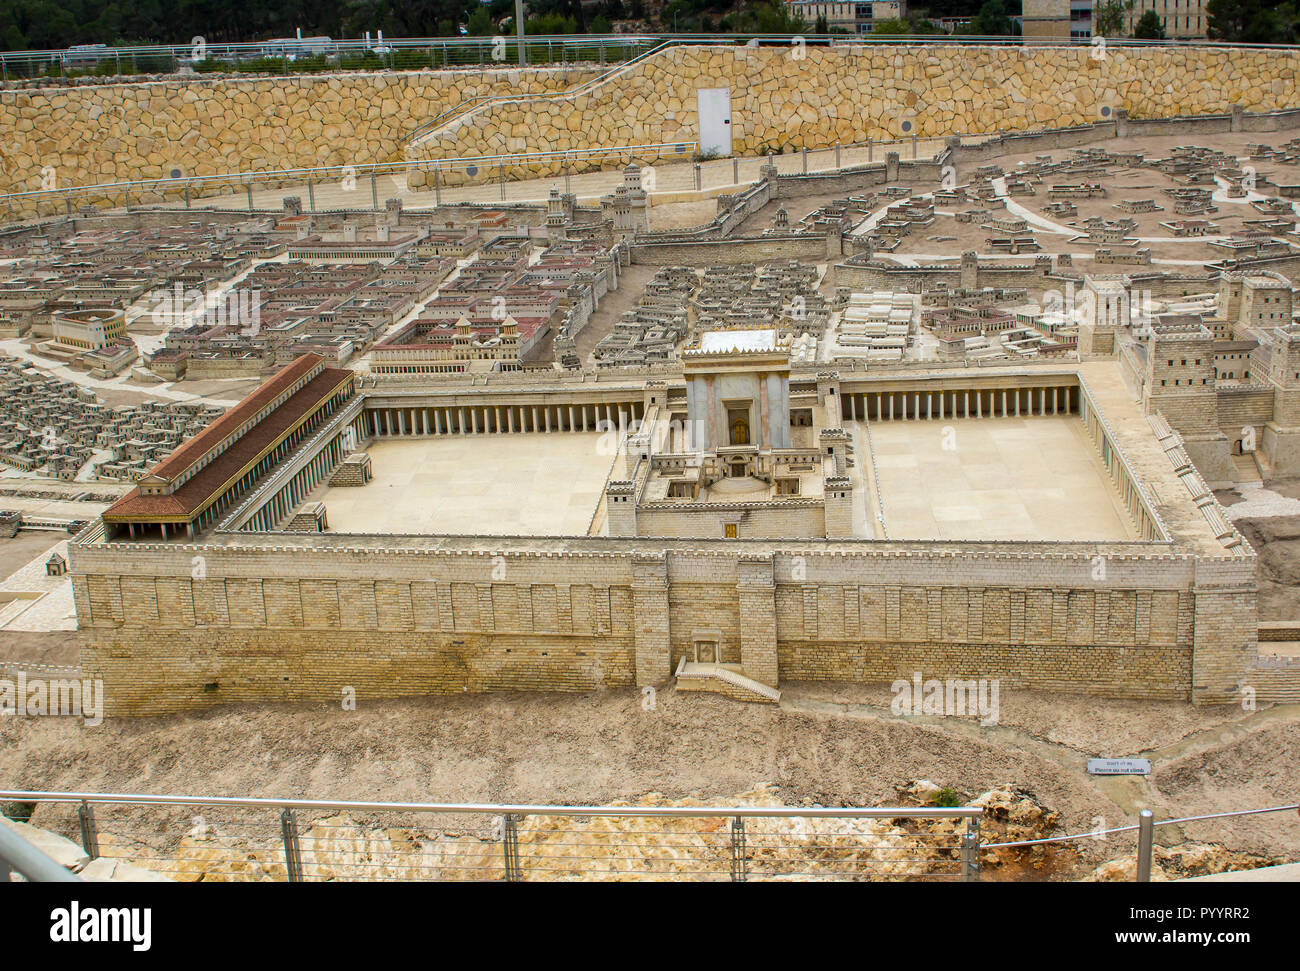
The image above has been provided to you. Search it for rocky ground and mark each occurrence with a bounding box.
[1,681,1296,881]
[4,471,1300,882]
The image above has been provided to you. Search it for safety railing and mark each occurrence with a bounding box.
[406,38,676,145]
[4,33,1297,83]
[4,790,1296,882]
[0,35,663,83]
[0,790,981,882]
[0,821,81,883]
[982,802,1300,882]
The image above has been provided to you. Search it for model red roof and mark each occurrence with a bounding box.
[145,354,323,485]
[104,355,353,523]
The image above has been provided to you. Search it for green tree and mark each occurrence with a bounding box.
[1207,0,1295,42]
[1132,8,1165,37]
[969,0,1015,35]
[466,5,493,35]
[908,15,947,33]
[871,17,910,33]
[1092,0,1134,36]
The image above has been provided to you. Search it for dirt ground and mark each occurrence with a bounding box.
[646,198,718,231]
[0,530,67,578]
[1218,476,1300,624]
[1,677,1296,877]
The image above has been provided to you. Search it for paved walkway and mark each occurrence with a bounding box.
[153,138,957,213]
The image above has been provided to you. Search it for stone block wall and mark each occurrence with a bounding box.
[407,44,1300,184]
[7,43,1297,214]
[0,65,597,212]
[634,500,826,540]
[69,530,1270,715]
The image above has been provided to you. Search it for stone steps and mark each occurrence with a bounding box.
[1231,451,1263,484]
[674,658,780,704]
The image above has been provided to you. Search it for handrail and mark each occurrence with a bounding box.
[0,789,981,818]
[0,821,82,882]
[982,802,1300,849]
[6,34,1298,87]
[406,39,677,145]
[6,34,1300,64]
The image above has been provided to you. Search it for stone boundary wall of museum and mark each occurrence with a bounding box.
[405,44,1300,186]
[5,44,1299,209]
[68,522,1272,715]
[0,65,597,201]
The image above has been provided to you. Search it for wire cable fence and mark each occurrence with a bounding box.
[981,802,1300,882]
[0,790,981,883]
[4,790,1296,882]
[4,34,1296,83]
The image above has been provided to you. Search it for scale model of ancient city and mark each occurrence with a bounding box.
[1,30,1299,883]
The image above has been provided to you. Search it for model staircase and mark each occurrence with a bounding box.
[1231,451,1263,485]
[404,41,675,156]
[674,657,781,704]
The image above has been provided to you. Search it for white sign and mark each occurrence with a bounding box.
[1087,758,1151,776]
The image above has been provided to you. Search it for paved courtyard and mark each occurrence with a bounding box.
[314,433,613,536]
[862,415,1136,542]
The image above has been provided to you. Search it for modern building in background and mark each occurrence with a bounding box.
[1070,0,1093,39]
[784,0,908,33]
[784,0,859,31]
[1022,0,1072,39]
[1126,0,1208,39]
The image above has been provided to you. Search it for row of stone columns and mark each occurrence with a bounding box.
[248,432,349,532]
[843,386,1077,422]
[367,401,641,437]
[121,388,354,541]
[124,417,321,541]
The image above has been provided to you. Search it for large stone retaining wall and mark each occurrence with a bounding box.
[70,529,1260,715]
[0,65,597,202]
[407,43,1300,186]
[4,43,1298,209]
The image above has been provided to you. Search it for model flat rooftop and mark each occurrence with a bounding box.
[697,329,778,353]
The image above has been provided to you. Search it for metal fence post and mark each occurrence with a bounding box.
[433,165,442,207]
[503,813,521,882]
[730,816,748,882]
[306,178,315,212]
[1136,809,1154,882]
[280,808,303,882]
[802,145,808,173]
[961,816,981,882]
[564,157,572,196]
[868,136,873,163]
[912,131,918,159]
[835,142,842,169]
[77,801,99,860]
[370,171,379,210]
[693,163,701,191]
[245,183,254,212]
[499,162,507,202]
[733,157,739,183]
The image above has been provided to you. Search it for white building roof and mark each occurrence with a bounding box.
[697,328,777,353]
